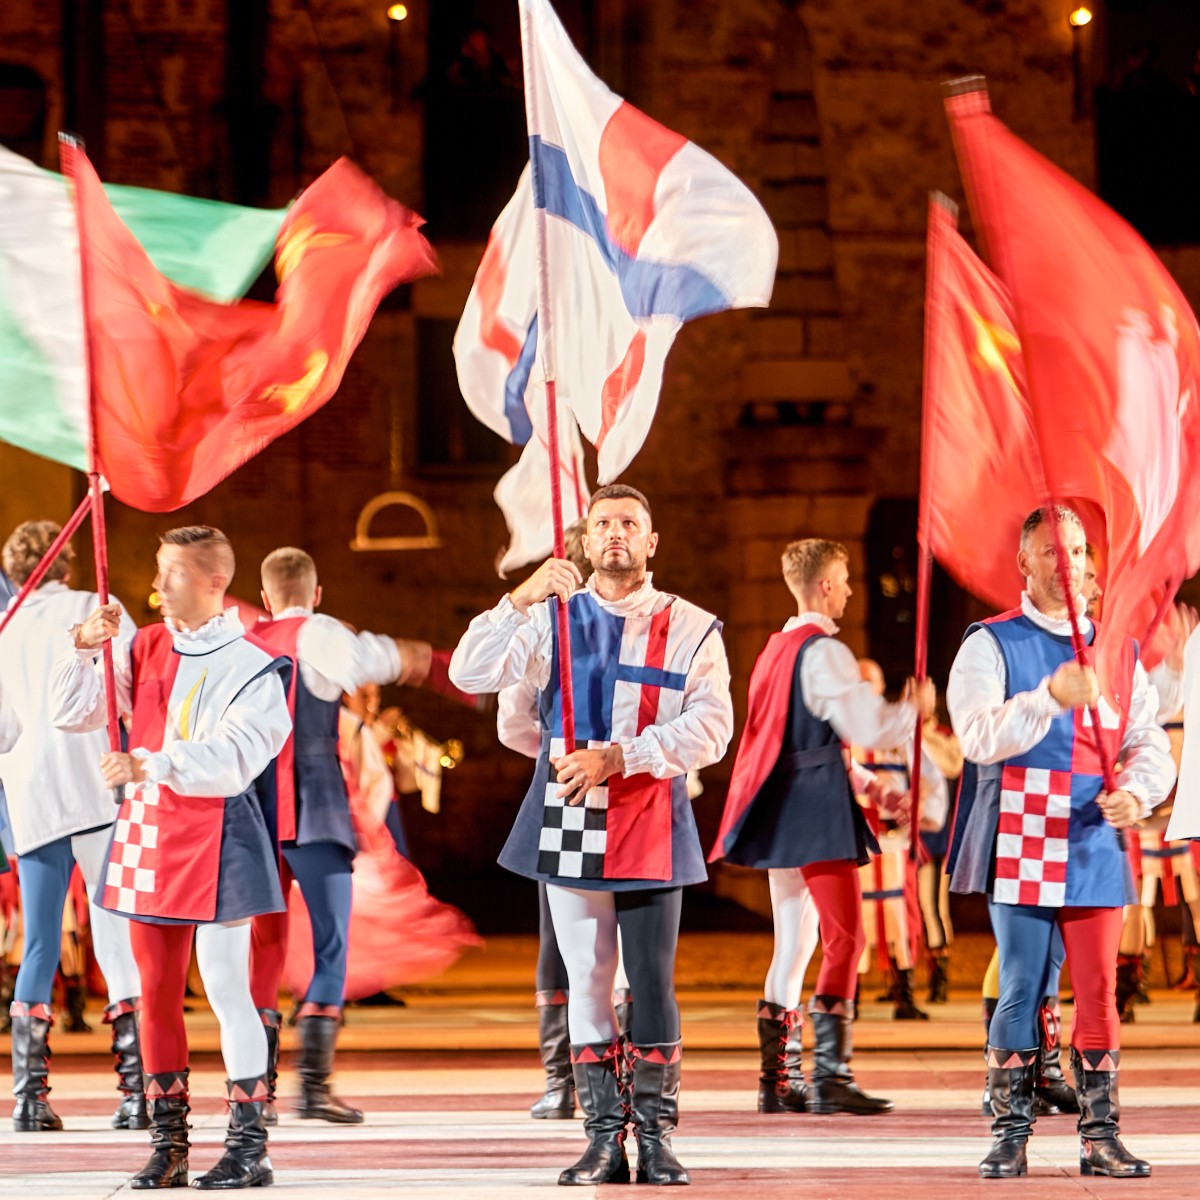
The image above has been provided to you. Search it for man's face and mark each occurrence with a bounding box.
[583,498,658,577]
[1082,552,1103,619]
[821,557,853,620]
[1019,520,1087,611]
[154,544,218,627]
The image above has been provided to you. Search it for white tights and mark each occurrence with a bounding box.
[196,922,266,1080]
[763,868,820,1010]
[72,826,141,1002]
[546,886,621,1044]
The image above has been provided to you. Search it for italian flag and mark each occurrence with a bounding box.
[0,143,286,476]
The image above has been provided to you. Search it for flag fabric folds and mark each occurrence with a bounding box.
[62,141,438,511]
[0,144,286,474]
[944,82,1200,692]
[455,0,776,572]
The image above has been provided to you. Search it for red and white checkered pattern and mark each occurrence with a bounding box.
[102,788,161,914]
[993,766,1071,907]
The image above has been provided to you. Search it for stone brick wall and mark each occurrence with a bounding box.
[0,2,1196,900]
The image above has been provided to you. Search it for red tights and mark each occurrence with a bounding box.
[802,859,864,1001]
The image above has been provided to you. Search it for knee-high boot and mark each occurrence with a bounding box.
[1115,955,1140,1024]
[980,995,998,1116]
[979,1048,1036,1178]
[131,1070,189,1190]
[257,1009,282,1126]
[1034,997,1077,1115]
[807,996,893,1115]
[630,1043,688,1185]
[192,1076,274,1190]
[530,992,575,1119]
[107,999,149,1130]
[295,1005,362,1124]
[10,1001,62,1132]
[755,1000,806,1113]
[1072,1049,1150,1177]
[559,1041,630,1186]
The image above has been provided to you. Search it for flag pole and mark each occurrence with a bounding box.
[519,0,576,754]
[944,80,1119,797]
[0,494,92,641]
[60,132,122,755]
[910,194,958,860]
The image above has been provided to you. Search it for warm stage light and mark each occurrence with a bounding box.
[387,3,408,20]
[1069,7,1092,27]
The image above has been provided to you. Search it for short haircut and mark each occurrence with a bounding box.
[588,483,651,524]
[2,520,74,587]
[160,525,235,582]
[782,538,849,592]
[1020,505,1084,551]
[261,547,318,602]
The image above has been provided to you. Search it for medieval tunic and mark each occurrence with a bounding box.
[947,594,1174,908]
[450,573,732,891]
[710,613,918,869]
[50,610,293,925]
[252,608,402,856]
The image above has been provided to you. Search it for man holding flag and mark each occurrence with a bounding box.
[947,506,1175,1179]
[450,484,732,1187]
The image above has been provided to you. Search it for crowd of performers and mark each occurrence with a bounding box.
[0,488,1193,1187]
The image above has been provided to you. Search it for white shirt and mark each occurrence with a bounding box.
[1148,659,1183,723]
[0,582,136,854]
[947,592,1175,813]
[450,573,733,779]
[790,612,918,749]
[51,609,292,800]
[497,675,542,759]
[271,607,403,702]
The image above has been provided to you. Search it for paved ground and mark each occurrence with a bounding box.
[5,932,1200,1198]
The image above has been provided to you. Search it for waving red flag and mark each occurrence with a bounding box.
[944,79,1200,686]
[63,141,438,511]
[922,194,1106,612]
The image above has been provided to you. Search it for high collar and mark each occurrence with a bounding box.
[1020,590,1091,639]
[586,571,657,615]
[165,607,244,652]
[272,606,312,620]
[785,611,839,636]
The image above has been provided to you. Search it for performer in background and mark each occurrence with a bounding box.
[52,527,292,1191]
[248,547,432,1125]
[0,520,145,1133]
[711,538,934,1116]
[451,484,733,1187]
[948,506,1174,1179]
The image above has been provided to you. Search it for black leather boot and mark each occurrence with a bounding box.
[1115,955,1140,1024]
[1072,1048,1150,1177]
[63,979,92,1033]
[11,1002,63,1131]
[1034,997,1077,1115]
[530,994,575,1119]
[257,1009,282,1127]
[295,1007,362,1123]
[630,1043,688,1185]
[980,996,998,1116]
[192,1076,274,1190]
[892,969,929,1021]
[559,1041,630,1185]
[755,1000,806,1113]
[926,953,949,1004]
[131,1070,189,1189]
[107,999,150,1130]
[613,988,633,1041]
[979,1048,1036,1178]
[807,996,893,1115]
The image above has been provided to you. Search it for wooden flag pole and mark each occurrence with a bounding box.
[519,0,576,754]
[61,132,122,754]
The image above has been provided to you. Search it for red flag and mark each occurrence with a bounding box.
[944,80,1200,685]
[63,142,438,511]
[921,195,1105,612]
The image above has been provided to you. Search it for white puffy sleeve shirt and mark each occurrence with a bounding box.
[450,577,733,779]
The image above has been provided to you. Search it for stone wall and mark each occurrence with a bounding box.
[0,1,1191,899]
